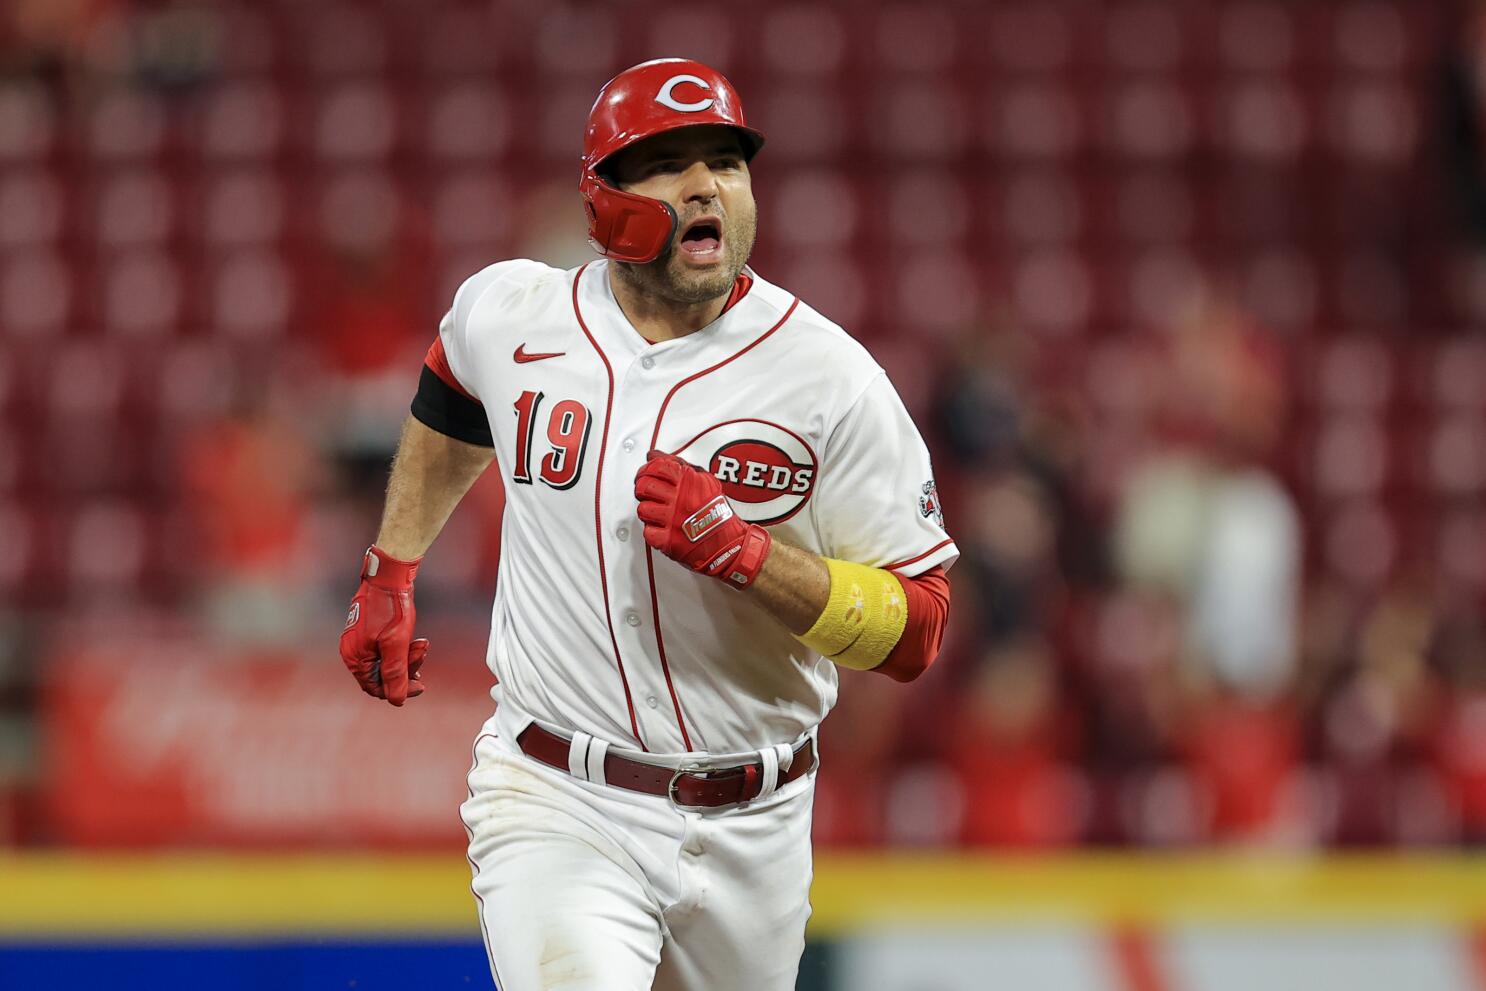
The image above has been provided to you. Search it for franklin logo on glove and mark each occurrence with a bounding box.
[682,496,733,542]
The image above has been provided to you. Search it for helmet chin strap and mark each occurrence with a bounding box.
[579,172,678,265]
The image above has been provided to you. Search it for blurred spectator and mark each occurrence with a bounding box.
[953,636,1087,847]
[304,172,434,459]
[178,388,327,642]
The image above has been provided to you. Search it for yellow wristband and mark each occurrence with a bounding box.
[796,559,909,671]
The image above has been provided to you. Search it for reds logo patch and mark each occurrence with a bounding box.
[919,479,944,527]
[672,419,818,526]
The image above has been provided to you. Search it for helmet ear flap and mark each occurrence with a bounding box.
[580,172,678,265]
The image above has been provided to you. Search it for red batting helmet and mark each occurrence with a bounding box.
[580,58,765,264]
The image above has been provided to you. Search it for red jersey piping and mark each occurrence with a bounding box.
[570,263,646,750]
[644,295,801,751]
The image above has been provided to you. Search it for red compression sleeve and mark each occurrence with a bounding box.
[871,565,950,683]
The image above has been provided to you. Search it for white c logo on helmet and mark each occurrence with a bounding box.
[655,74,714,113]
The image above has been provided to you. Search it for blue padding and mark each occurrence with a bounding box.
[0,939,495,991]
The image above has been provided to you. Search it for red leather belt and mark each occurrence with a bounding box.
[516,723,815,809]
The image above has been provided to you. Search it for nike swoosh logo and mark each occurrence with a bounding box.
[514,345,565,363]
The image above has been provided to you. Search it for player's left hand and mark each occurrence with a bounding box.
[339,546,430,706]
[635,451,772,588]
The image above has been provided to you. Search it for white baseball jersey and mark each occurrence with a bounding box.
[438,258,957,756]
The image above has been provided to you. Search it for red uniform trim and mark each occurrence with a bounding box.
[883,538,955,573]
[459,733,506,989]
[1471,928,1486,991]
[872,565,949,683]
[637,272,753,345]
[722,271,754,313]
[645,295,801,750]
[1111,927,1172,991]
[424,337,478,401]
[570,263,647,750]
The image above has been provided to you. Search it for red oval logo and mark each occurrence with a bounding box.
[711,441,814,505]
[673,419,819,526]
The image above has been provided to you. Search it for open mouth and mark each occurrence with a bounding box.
[680,218,723,258]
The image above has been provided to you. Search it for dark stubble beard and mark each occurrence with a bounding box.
[615,209,758,305]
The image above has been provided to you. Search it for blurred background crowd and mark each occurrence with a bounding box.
[0,0,1482,853]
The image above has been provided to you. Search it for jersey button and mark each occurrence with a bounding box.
[625,611,641,627]
[646,695,658,709]
[622,438,636,453]
[641,356,655,370]
[616,525,629,541]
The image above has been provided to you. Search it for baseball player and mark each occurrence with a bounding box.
[339,58,956,991]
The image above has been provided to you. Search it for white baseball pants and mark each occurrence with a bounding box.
[460,724,816,991]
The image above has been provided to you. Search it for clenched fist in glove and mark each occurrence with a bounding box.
[635,451,772,588]
[339,546,429,706]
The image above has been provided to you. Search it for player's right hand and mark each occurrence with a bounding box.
[338,545,428,707]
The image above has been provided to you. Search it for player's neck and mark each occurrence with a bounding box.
[607,264,729,344]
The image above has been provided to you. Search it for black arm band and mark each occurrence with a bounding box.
[410,365,494,447]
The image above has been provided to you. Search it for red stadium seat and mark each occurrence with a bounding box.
[95,170,175,249]
[1217,79,1309,163]
[0,170,63,248]
[1429,340,1486,410]
[314,81,399,162]
[1322,80,1419,168]
[987,82,1083,160]
[1010,248,1093,337]
[292,5,389,77]
[46,344,127,421]
[1322,498,1397,585]
[868,80,970,161]
[988,6,1075,72]
[1252,270,1322,351]
[0,251,72,338]
[425,83,512,163]
[1312,414,1389,498]
[101,250,183,338]
[1218,2,1297,72]
[201,170,286,247]
[760,6,849,77]
[420,6,506,76]
[0,82,55,165]
[874,5,958,75]
[1104,2,1188,73]
[1000,171,1083,247]
[1314,337,1395,412]
[889,168,975,248]
[88,90,168,164]
[533,7,620,77]
[431,170,513,247]
[199,81,285,161]
[1428,414,1486,497]
[770,169,860,249]
[0,500,32,590]
[1102,81,1196,161]
[646,9,741,73]
[754,86,849,162]
[66,500,149,588]
[209,249,293,340]
[1332,1,1410,73]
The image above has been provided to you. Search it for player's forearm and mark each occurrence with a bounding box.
[374,416,495,559]
[750,540,946,680]
[742,540,831,634]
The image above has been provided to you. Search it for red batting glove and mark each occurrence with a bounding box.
[634,451,772,588]
[338,545,429,706]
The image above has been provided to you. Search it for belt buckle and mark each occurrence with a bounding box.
[666,762,714,812]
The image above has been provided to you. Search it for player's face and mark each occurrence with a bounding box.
[607,125,758,304]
